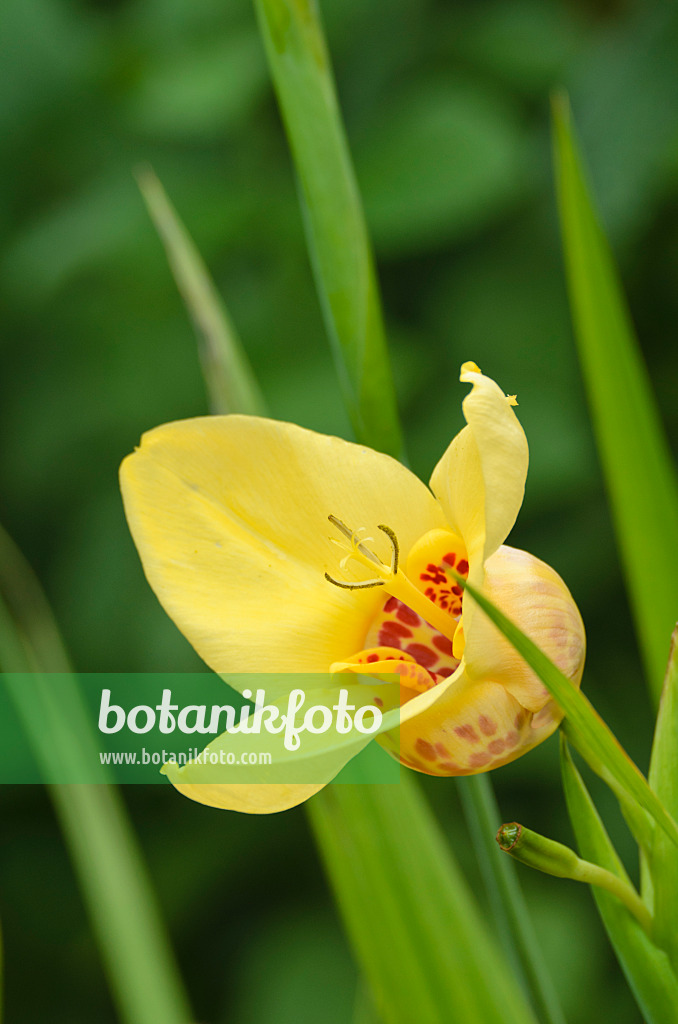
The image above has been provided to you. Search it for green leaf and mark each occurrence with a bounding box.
[136,165,266,417]
[459,776,566,1024]
[451,568,678,853]
[552,92,678,704]
[309,776,537,1024]
[253,0,403,459]
[560,737,678,1024]
[0,524,192,1024]
[647,629,678,969]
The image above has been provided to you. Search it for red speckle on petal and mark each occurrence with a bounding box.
[432,634,454,656]
[382,622,412,639]
[469,751,491,768]
[442,552,456,567]
[504,730,520,748]
[366,654,379,663]
[374,696,384,707]
[397,604,421,627]
[454,724,479,743]
[439,761,461,773]
[478,715,497,736]
[415,738,437,762]
[488,739,506,755]
[384,596,398,613]
[405,643,438,668]
[435,743,449,758]
[380,634,401,649]
[437,667,455,678]
[457,560,469,576]
[451,585,463,596]
[379,622,413,648]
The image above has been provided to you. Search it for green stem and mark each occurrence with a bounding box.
[574,861,652,934]
[497,820,652,935]
[460,776,567,1024]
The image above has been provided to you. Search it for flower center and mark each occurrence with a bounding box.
[324,517,467,645]
[326,520,470,698]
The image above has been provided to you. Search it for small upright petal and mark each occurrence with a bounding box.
[430,364,529,574]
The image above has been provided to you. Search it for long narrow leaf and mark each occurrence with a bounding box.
[561,737,678,1023]
[0,524,191,1024]
[647,628,678,969]
[308,776,537,1024]
[459,777,566,1024]
[552,93,678,704]
[452,569,678,852]
[253,0,403,458]
[136,165,266,417]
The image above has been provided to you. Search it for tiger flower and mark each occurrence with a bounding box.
[120,362,585,813]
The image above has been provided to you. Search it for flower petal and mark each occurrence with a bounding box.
[163,679,402,811]
[381,671,547,775]
[172,782,325,814]
[429,363,529,572]
[463,545,586,712]
[120,416,446,675]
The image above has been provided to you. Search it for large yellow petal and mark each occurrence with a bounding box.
[164,678,402,811]
[429,363,529,573]
[120,416,446,675]
[173,782,325,814]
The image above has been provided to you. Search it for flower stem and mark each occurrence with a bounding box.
[459,775,567,1024]
[497,820,653,935]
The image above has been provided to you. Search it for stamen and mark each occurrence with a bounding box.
[377,524,399,574]
[325,514,460,645]
[324,571,384,591]
[328,515,383,567]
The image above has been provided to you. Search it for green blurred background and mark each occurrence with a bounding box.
[2,0,678,1020]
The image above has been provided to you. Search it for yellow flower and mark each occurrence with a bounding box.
[120,362,585,813]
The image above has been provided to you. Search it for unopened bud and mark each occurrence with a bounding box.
[496,822,581,878]
[496,821,652,933]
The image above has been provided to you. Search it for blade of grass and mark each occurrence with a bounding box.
[449,567,678,852]
[459,776,567,1024]
[0,524,192,1024]
[647,628,678,969]
[308,775,537,1024]
[552,93,678,704]
[561,737,678,1023]
[136,164,266,417]
[253,0,403,458]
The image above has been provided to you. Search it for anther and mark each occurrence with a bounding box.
[377,524,399,574]
[324,571,385,591]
